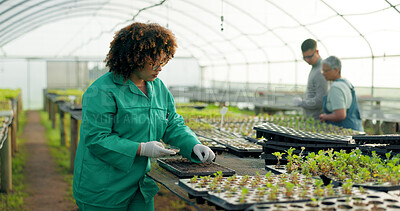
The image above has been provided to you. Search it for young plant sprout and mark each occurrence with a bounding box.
[239,187,249,203]
[284,182,295,198]
[300,185,309,198]
[314,179,324,197]
[325,183,335,196]
[342,179,353,194]
[209,182,217,191]
[285,147,296,172]
[224,184,231,192]
[272,151,285,168]
[190,175,198,183]
[309,197,319,207]
[213,171,224,181]
[267,183,279,201]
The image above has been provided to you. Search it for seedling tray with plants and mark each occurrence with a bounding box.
[157,158,235,178]
[217,121,265,139]
[194,128,239,140]
[198,136,228,154]
[353,134,400,145]
[180,171,367,210]
[280,147,400,192]
[195,129,262,157]
[254,122,352,144]
[245,191,400,211]
[258,139,356,153]
[263,164,287,175]
[261,153,289,166]
[212,137,262,158]
[263,114,361,136]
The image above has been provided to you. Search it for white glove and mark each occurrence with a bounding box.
[293,97,303,106]
[193,144,215,163]
[140,141,176,158]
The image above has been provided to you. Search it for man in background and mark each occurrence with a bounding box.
[293,39,328,120]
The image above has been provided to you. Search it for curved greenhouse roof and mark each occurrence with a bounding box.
[1,0,400,90]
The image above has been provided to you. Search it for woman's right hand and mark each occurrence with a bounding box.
[139,141,176,158]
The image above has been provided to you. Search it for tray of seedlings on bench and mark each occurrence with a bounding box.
[198,136,228,154]
[157,158,235,178]
[254,122,352,144]
[212,137,263,158]
[217,120,265,140]
[245,190,400,211]
[273,147,400,192]
[195,128,262,157]
[179,170,370,211]
[258,138,356,153]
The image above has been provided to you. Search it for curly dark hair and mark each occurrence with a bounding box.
[105,22,177,80]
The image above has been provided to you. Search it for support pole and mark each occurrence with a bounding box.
[1,126,12,192]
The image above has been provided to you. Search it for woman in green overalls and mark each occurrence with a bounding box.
[73,22,215,211]
[319,56,364,132]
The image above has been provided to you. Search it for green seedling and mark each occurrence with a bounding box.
[272,151,286,168]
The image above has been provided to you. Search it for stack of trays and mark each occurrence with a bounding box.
[354,135,400,156]
[195,129,262,158]
[198,136,228,154]
[253,122,356,165]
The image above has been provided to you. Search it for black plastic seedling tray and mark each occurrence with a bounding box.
[258,143,314,155]
[353,134,400,145]
[258,140,357,154]
[210,137,263,158]
[358,145,389,157]
[254,122,352,144]
[245,137,263,144]
[201,179,362,210]
[264,165,287,175]
[178,180,210,198]
[198,136,228,154]
[324,176,400,192]
[260,153,288,166]
[259,139,356,149]
[180,174,368,211]
[245,191,400,211]
[195,128,262,157]
[225,146,262,158]
[157,158,236,178]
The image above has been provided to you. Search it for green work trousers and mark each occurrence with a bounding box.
[76,191,154,211]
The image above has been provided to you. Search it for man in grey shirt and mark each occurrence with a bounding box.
[293,39,328,119]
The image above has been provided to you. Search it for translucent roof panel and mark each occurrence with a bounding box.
[1,0,400,89]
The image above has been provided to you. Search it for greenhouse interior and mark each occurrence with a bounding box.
[1,0,400,210]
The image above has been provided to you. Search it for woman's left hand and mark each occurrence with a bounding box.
[193,144,215,163]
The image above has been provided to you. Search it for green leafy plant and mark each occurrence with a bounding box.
[272,151,285,168]
[342,179,353,194]
[239,188,248,203]
[190,175,198,183]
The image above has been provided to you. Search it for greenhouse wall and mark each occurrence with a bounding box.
[47,61,89,89]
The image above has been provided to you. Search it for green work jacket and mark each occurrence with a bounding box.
[73,72,201,208]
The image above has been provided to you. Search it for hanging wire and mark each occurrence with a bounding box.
[220,0,224,31]
[67,0,168,56]
[166,0,169,28]
[132,0,167,20]
[385,0,400,14]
